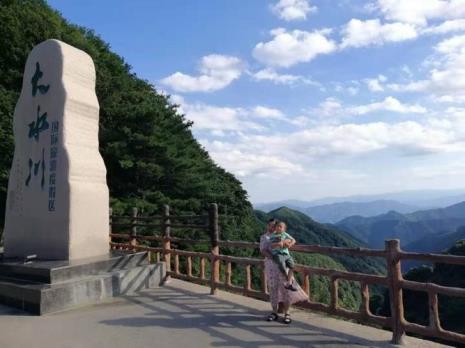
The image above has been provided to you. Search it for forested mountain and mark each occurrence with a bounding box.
[0,0,261,242]
[255,207,385,275]
[404,226,465,254]
[336,202,465,249]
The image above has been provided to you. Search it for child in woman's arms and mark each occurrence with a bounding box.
[269,221,298,291]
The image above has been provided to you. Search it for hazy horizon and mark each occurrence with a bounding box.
[252,187,465,205]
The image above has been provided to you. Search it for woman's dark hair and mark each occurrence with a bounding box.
[267,218,277,224]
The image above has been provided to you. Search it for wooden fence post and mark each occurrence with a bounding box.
[130,207,138,247]
[210,203,219,295]
[386,239,405,345]
[162,205,171,281]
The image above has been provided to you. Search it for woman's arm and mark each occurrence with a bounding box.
[270,240,285,249]
[260,247,272,258]
[284,238,295,248]
[259,235,273,258]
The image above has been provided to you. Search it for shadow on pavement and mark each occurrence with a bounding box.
[100,283,394,348]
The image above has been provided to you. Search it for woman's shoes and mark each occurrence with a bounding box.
[267,312,278,321]
[267,312,292,324]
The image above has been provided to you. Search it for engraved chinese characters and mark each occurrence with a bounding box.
[24,62,59,212]
[4,40,110,260]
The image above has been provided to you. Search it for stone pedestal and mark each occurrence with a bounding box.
[0,251,165,315]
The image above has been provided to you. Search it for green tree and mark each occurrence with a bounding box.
[0,0,260,242]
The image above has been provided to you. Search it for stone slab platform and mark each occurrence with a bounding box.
[0,250,150,283]
[0,279,451,348]
[0,251,165,315]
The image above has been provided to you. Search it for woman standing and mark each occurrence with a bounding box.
[260,218,308,324]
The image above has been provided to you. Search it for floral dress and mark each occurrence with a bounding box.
[260,233,308,311]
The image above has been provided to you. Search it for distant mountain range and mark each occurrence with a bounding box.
[404,226,465,253]
[255,189,465,223]
[259,204,465,278]
[256,199,424,223]
[336,201,465,249]
[305,200,420,223]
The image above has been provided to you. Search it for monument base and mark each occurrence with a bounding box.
[0,251,165,315]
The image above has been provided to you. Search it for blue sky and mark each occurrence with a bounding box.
[48,0,465,203]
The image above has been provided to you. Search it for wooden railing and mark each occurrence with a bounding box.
[109,203,465,346]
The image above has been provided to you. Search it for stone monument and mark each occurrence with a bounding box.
[0,40,165,314]
[4,39,109,260]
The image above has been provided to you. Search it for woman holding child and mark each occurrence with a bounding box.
[259,219,307,324]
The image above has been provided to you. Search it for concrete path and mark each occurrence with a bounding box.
[0,279,451,348]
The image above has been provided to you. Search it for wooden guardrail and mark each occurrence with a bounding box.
[109,203,465,346]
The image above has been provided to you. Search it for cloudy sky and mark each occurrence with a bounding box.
[49,0,465,203]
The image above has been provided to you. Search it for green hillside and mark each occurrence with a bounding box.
[0,0,261,242]
[260,207,385,275]
[337,202,465,249]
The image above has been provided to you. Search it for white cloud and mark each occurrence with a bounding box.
[173,96,293,132]
[340,19,418,48]
[365,74,387,92]
[189,103,465,194]
[312,97,343,117]
[371,0,465,26]
[423,19,465,34]
[348,96,427,115]
[401,65,414,78]
[172,95,262,131]
[333,82,360,95]
[435,32,465,53]
[252,106,286,120]
[201,115,465,181]
[347,86,360,95]
[251,68,321,87]
[270,0,317,21]
[342,5,465,50]
[387,80,430,92]
[310,96,426,119]
[253,28,336,67]
[183,104,262,131]
[203,141,304,177]
[387,34,465,102]
[252,68,300,84]
[161,54,243,92]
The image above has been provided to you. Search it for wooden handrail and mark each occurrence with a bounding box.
[109,204,465,346]
[399,250,465,265]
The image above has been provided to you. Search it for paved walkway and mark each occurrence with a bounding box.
[0,279,451,348]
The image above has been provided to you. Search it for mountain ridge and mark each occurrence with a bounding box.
[254,188,465,212]
[337,201,465,249]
